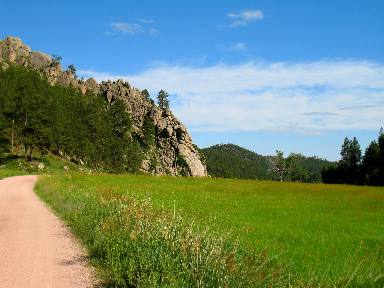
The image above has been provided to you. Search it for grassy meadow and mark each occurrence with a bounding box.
[35,173,384,287]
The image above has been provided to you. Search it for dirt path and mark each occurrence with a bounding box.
[0,176,96,288]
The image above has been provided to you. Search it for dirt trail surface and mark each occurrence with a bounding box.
[0,176,96,288]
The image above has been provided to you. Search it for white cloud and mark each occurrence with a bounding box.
[219,42,247,52]
[139,18,155,24]
[148,28,158,35]
[110,22,144,34]
[228,10,264,27]
[232,42,247,51]
[79,60,384,133]
[109,21,158,36]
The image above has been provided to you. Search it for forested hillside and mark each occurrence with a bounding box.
[201,144,270,179]
[201,144,333,182]
[0,66,143,172]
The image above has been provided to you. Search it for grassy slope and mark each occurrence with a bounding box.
[0,154,81,180]
[0,168,26,179]
[35,173,384,287]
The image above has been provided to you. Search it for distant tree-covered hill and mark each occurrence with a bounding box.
[201,144,271,179]
[201,144,333,182]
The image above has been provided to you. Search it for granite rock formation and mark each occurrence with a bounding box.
[0,36,207,176]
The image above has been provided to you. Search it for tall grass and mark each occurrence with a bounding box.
[35,173,384,287]
[36,175,287,287]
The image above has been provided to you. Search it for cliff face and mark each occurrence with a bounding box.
[0,36,207,177]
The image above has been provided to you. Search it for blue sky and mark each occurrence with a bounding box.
[1,0,383,160]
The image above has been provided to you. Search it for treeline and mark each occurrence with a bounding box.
[0,65,155,172]
[322,131,384,186]
[201,144,333,182]
[268,150,333,183]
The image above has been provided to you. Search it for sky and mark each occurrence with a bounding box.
[1,0,383,160]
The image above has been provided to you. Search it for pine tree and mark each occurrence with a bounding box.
[157,90,169,110]
[141,89,150,100]
[377,128,384,185]
[106,99,132,172]
[51,55,62,66]
[363,140,380,185]
[0,65,148,172]
[68,64,77,78]
[0,111,8,162]
[339,137,362,184]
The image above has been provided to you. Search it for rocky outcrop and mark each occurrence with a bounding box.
[29,51,52,70]
[97,79,206,176]
[0,36,207,177]
[0,37,98,94]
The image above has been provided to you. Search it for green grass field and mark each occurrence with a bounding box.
[0,167,26,179]
[35,173,384,287]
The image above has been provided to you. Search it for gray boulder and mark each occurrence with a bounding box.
[28,51,52,70]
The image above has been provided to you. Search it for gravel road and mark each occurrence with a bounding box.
[0,175,96,288]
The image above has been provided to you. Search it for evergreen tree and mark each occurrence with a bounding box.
[0,66,51,159]
[141,89,150,100]
[141,114,156,150]
[141,89,154,105]
[51,55,62,66]
[0,65,144,172]
[321,165,340,184]
[349,137,362,167]
[0,112,7,162]
[362,140,380,185]
[339,137,362,184]
[377,128,384,185]
[68,64,77,78]
[323,136,365,185]
[157,90,169,110]
[0,66,23,154]
[106,99,132,172]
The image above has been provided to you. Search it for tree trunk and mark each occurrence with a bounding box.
[24,145,28,160]
[11,117,14,154]
[28,146,33,161]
